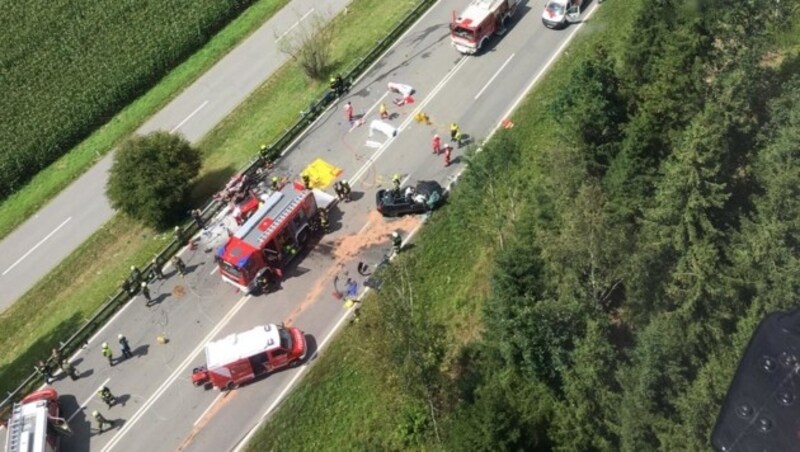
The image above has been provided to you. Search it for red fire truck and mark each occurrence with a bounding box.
[216,180,334,293]
[191,323,307,390]
[4,388,69,452]
[450,0,519,54]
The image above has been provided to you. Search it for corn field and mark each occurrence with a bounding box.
[0,0,254,199]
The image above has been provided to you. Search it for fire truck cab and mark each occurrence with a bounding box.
[450,0,520,54]
[216,181,334,293]
[4,388,68,452]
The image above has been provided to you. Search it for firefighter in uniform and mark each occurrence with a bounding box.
[319,207,330,233]
[172,255,187,277]
[141,282,152,305]
[379,103,389,119]
[333,181,345,201]
[271,176,279,191]
[98,386,117,408]
[450,122,462,147]
[130,266,142,285]
[302,173,312,190]
[93,410,114,432]
[151,258,164,280]
[340,180,352,202]
[391,232,402,254]
[61,359,79,381]
[118,334,133,359]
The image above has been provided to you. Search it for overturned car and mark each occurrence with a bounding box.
[376,180,444,217]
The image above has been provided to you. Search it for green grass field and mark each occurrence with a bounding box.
[244,4,622,450]
[0,0,289,241]
[0,0,420,402]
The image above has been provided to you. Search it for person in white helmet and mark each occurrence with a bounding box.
[391,232,402,254]
[101,342,113,367]
[340,180,352,202]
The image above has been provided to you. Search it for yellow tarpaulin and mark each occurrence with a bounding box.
[302,158,343,189]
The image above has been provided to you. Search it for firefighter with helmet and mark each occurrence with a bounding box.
[340,180,352,202]
[391,232,402,254]
[98,386,117,408]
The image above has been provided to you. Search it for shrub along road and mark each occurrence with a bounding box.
[0,0,350,311]
[0,0,602,450]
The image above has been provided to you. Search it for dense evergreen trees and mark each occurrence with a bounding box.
[436,1,800,449]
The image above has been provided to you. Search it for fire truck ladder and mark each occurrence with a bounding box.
[255,195,305,244]
[6,403,24,452]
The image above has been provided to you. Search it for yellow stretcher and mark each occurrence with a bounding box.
[302,158,343,189]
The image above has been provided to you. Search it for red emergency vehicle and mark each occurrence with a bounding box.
[191,323,307,390]
[450,0,519,54]
[4,388,68,452]
[216,181,334,293]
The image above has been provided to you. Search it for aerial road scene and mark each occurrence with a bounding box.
[1,0,799,451]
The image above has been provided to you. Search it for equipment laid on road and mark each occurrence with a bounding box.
[216,179,335,294]
[191,323,307,391]
[450,0,519,54]
[5,388,69,452]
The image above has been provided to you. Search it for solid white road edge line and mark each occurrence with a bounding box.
[474,53,515,100]
[276,7,316,41]
[170,100,209,133]
[66,377,111,422]
[232,2,603,449]
[101,294,252,452]
[2,217,72,276]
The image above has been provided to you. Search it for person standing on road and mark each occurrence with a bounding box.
[130,266,142,285]
[61,359,80,381]
[118,334,133,359]
[432,134,441,154]
[379,103,389,119]
[35,360,53,384]
[344,101,354,123]
[340,180,352,202]
[191,208,206,230]
[97,386,117,408]
[151,258,164,280]
[172,255,187,277]
[450,122,462,147]
[444,143,453,167]
[392,174,401,194]
[101,343,114,367]
[391,232,402,255]
[93,410,114,432]
[141,282,152,306]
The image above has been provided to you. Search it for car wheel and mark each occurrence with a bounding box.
[224,381,236,391]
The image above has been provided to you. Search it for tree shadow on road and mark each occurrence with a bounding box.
[190,165,238,206]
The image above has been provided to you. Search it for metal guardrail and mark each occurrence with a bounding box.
[0,0,437,417]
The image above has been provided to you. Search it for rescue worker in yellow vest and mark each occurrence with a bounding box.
[450,122,462,148]
[101,342,114,367]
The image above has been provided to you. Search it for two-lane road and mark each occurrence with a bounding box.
[0,0,351,310]
[1,0,600,450]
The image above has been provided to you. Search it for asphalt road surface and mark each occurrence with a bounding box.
[0,0,351,311]
[0,0,601,450]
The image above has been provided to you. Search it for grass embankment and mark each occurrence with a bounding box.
[0,0,420,401]
[245,7,621,452]
[0,0,288,240]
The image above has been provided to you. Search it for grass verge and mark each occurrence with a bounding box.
[0,0,289,241]
[0,0,421,400]
[244,5,623,450]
